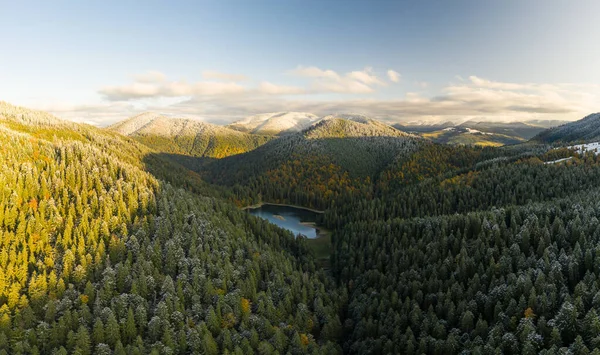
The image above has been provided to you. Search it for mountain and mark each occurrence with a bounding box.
[397,120,548,146]
[202,115,421,209]
[533,113,600,144]
[228,111,319,135]
[393,121,455,132]
[525,119,569,128]
[0,102,343,354]
[306,114,412,139]
[110,112,273,158]
[457,121,546,139]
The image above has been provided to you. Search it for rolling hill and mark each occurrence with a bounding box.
[110,112,273,158]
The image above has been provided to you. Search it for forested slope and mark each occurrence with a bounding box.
[334,188,600,354]
[202,117,422,209]
[0,103,344,354]
[533,113,600,144]
[322,131,600,353]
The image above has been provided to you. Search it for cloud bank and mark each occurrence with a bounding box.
[41,67,600,126]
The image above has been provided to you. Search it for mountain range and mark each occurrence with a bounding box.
[396,120,560,146]
[111,111,571,155]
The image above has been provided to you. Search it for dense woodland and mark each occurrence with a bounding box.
[199,111,600,354]
[534,113,600,144]
[3,101,600,354]
[0,103,343,354]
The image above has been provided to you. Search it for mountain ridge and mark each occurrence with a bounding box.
[109,112,273,158]
[533,112,600,144]
[227,111,319,135]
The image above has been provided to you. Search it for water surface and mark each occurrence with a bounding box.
[247,204,319,238]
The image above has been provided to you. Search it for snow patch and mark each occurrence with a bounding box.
[465,128,492,135]
[228,112,319,135]
[568,142,600,155]
[544,157,573,164]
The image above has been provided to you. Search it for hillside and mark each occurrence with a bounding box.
[319,138,600,353]
[228,112,319,135]
[533,113,600,144]
[0,103,343,354]
[111,113,273,158]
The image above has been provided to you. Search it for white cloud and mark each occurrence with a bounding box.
[258,82,305,95]
[160,77,600,124]
[50,70,598,126]
[202,70,248,82]
[132,71,167,83]
[99,78,246,101]
[289,66,341,80]
[100,83,162,100]
[290,65,386,93]
[387,69,401,83]
[347,67,385,86]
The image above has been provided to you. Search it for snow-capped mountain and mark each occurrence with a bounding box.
[109,113,273,158]
[227,112,320,135]
[110,112,234,138]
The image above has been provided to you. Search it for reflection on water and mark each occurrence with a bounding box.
[248,204,319,239]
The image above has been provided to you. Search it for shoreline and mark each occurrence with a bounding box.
[301,222,331,240]
[241,202,325,214]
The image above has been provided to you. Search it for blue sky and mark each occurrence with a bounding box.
[1,0,599,125]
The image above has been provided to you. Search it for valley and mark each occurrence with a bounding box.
[3,2,599,354]
[3,101,600,354]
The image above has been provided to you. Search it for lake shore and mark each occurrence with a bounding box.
[241,202,325,214]
[305,225,332,269]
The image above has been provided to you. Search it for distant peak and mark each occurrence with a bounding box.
[320,113,372,124]
[228,111,319,135]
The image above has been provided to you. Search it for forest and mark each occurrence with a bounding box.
[0,103,343,354]
[200,111,600,354]
[3,100,600,354]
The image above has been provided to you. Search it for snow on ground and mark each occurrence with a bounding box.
[465,128,492,135]
[228,112,319,134]
[544,157,573,164]
[568,142,600,155]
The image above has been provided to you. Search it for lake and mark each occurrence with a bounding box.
[247,204,320,238]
